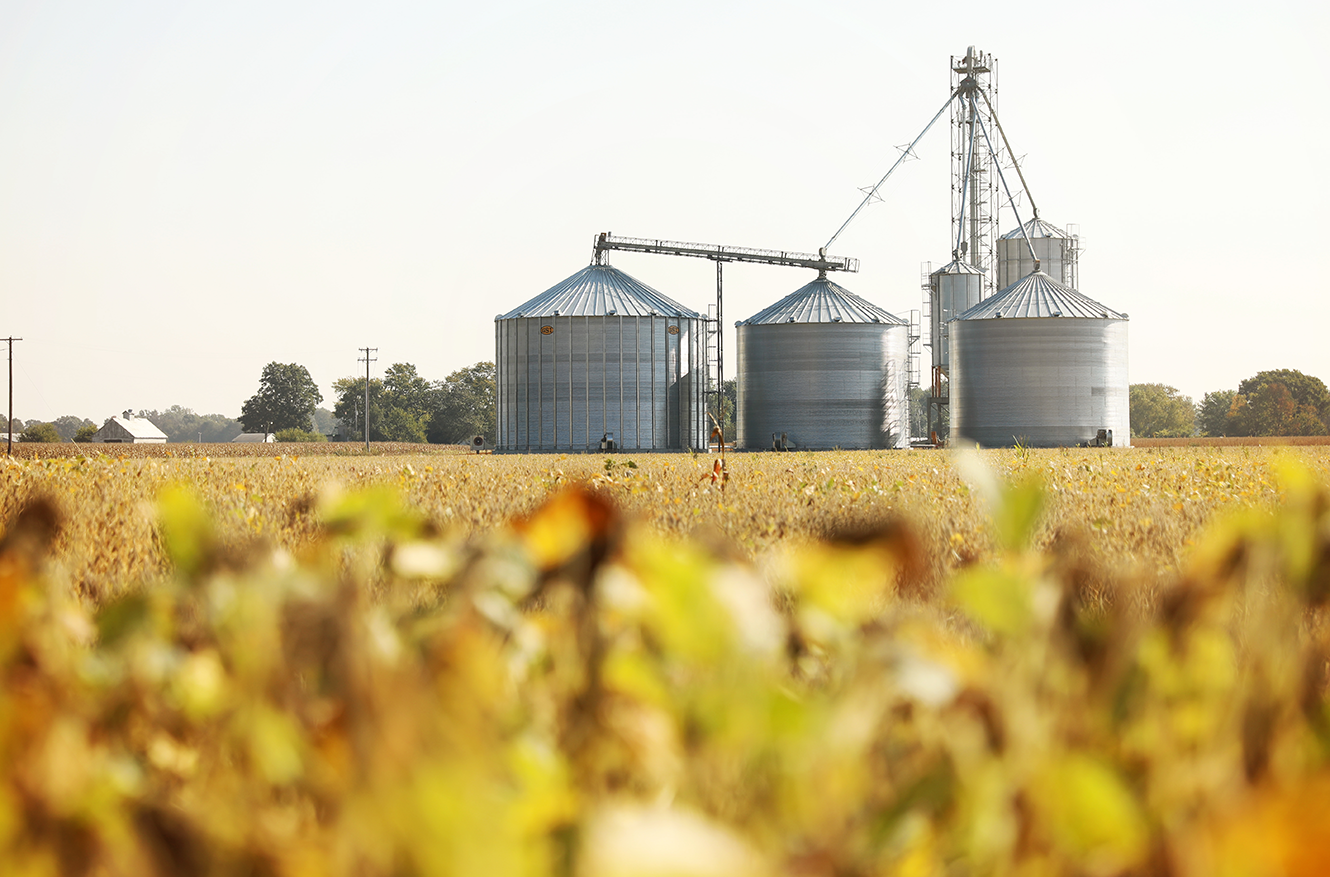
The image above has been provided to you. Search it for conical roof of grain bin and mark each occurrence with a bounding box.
[496,263,700,319]
[495,264,707,452]
[736,273,911,450]
[948,270,1130,448]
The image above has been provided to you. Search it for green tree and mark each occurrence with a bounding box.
[1228,370,1330,436]
[239,363,323,433]
[19,422,61,442]
[333,365,439,444]
[707,379,736,444]
[1196,390,1237,437]
[136,406,244,442]
[1129,383,1195,438]
[427,362,496,445]
[332,377,386,442]
[311,407,337,437]
[380,406,428,443]
[73,424,98,442]
[50,415,94,441]
[274,427,327,443]
[383,363,433,442]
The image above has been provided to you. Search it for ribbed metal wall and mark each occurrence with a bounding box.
[496,316,706,451]
[929,260,984,372]
[948,273,1130,448]
[997,218,1078,290]
[735,276,910,450]
[495,265,707,452]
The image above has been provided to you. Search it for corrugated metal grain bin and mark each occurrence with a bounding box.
[736,273,909,450]
[928,259,985,373]
[997,217,1079,290]
[495,264,707,452]
[948,271,1130,448]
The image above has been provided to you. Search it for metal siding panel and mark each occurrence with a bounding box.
[666,319,679,448]
[494,321,502,448]
[629,317,640,449]
[648,318,658,448]
[548,318,557,447]
[619,319,629,449]
[931,269,983,372]
[689,318,706,448]
[736,330,750,448]
[950,318,1131,448]
[736,322,907,449]
[590,318,606,444]
[565,318,585,448]
[542,319,555,448]
[997,219,1076,290]
[495,311,710,452]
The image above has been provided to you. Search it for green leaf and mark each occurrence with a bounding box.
[156,485,214,579]
[950,566,1032,638]
[95,593,150,646]
[247,706,304,785]
[320,484,425,541]
[995,475,1045,551]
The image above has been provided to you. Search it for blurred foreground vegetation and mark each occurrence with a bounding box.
[2,447,1329,875]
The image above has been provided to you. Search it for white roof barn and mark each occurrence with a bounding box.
[92,411,167,444]
[232,433,275,443]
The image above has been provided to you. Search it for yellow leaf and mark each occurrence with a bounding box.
[950,566,1032,638]
[1032,754,1148,872]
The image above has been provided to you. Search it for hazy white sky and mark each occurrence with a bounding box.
[2,0,1326,424]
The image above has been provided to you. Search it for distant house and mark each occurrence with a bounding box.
[232,433,276,443]
[92,411,167,444]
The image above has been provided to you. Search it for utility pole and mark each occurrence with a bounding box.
[5,337,21,457]
[358,347,377,451]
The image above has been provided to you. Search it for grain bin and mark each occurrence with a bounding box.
[948,271,1129,448]
[997,217,1079,290]
[928,259,985,375]
[736,273,909,450]
[495,264,707,451]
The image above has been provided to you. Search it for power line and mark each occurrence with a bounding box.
[356,346,377,449]
[5,337,21,457]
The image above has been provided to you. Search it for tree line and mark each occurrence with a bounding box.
[7,409,253,444]
[329,362,495,444]
[1130,369,1330,438]
[16,363,1320,444]
[237,360,495,444]
[8,360,495,445]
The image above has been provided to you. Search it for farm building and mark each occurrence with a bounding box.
[232,433,276,443]
[92,411,167,444]
[495,263,707,452]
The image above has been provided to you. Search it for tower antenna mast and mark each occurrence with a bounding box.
[359,347,377,451]
[5,337,21,457]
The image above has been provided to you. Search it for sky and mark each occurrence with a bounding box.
[1,0,1327,425]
